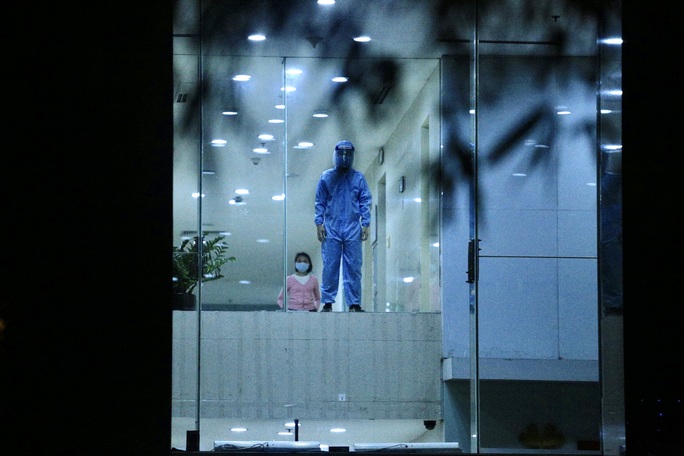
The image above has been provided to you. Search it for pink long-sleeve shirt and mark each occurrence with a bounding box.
[277,274,321,311]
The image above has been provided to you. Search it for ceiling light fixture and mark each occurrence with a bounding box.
[258,134,274,141]
[332,76,348,82]
[248,34,266,41]
[222,109,238,116]
[317,0,335,5]
[230,427,247,432]
[268,119,284,124]
[353,36,371,42]
[211,139,227,147]
[313,110,329,118]
[330,428,346,433]
[232,74,251,81]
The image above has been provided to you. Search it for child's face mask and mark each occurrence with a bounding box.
[295,262,309,273]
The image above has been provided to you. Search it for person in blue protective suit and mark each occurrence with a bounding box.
[315,140,372,312]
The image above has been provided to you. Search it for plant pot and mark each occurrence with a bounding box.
[173,293,197,311]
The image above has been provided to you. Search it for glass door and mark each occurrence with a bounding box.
[471,0,610,452]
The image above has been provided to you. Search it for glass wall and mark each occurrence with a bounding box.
[173,0,622,452]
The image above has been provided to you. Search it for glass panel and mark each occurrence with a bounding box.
[598,2,624,453]
[474,0,604,452]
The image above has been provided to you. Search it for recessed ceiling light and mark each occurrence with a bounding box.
[235,188,250,195]
[222,109,238,116]
[253,147,268,153]
[297,142,314,148]
[202,169,216,175]
[332,76,348,82]
[313,110,329,118]
[191,192,205,198]
[318,0,335,4]
[512,173,527,177]
[232,74,251,81]
[353,36,371,42]
[280,86,296,92]
[268,119,284,124]
[256,239,270,243]
[211,139,227,147]
[272,194,285,201]
[275,104,285,109]
[248,34,266,41]
[230,427,247,432]
[239,280,251,284]
[277,431,293,436]
[286,68,302,75]
[258,134,275,141]
[330,428,346,433]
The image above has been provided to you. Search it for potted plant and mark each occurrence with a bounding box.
[172,234,236,310]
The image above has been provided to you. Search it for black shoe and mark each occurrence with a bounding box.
[321,303,333,312]
[349,304,365,312]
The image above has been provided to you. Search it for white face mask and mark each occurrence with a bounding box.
[295,262,309,273]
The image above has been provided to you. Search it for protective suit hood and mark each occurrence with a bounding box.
[333,140,355,170]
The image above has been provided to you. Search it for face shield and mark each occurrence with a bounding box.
[333,140,355,170]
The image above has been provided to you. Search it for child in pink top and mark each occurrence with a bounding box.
[277,252,321,311]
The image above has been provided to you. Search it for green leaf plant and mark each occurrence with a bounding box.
[172,234,236,295]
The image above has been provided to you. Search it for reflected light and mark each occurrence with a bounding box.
[235,188,250,195]
[231,427,247,432]
[330,428,346,433]
[248,34,265,41]
[258,134,275,141]
[601,37,623,45]
[239,280,251,285]
[222,110,238,116]
[318,0,335,4]
[332,76,348,82]
[403,277,415,283]
[275,104,285,109]
[286,68,303,75]
[512,173,527,177]
[233,74,251,81]
[272,194,285,201]
[211,139,227,147]
[268,119,284,123]
[353,36,371,42]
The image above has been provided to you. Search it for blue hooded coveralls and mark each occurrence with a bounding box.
[314,164,372,307]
